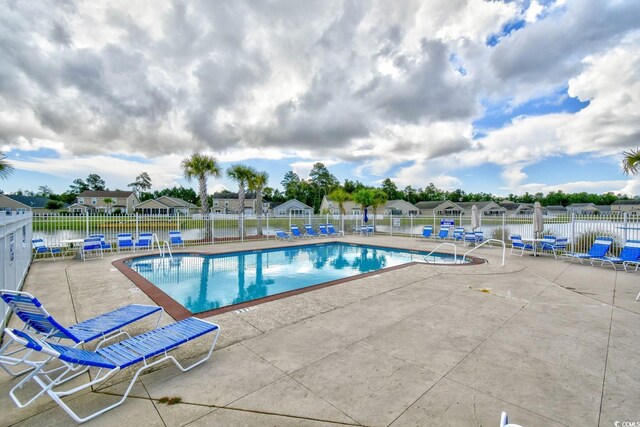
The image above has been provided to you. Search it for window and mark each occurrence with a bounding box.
[214,201,219,206]
[224,201,229,206]
[17,208,27,214]
[92,198,97,204]
[78,198,84,204]
[112,198,117,204]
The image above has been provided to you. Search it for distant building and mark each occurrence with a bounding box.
[68,191,139,214]
[378,200,420,216]
[4,195,68,214]
[211,192,269,215]
[498,201,534,216]
[320,195,362,216]
[133,196,198,215]
[611,199,640,215]
[272,199,313,217]
[415,201,463,216]
[543,205,567,217]
[566,203,600,215]
[0,194,30,214]
[455,201,506,217]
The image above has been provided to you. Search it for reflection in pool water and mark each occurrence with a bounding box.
[126,242,462,314]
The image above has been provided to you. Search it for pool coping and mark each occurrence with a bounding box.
[112,242,485,320]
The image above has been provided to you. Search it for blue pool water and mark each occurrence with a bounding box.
[125,242,463,314]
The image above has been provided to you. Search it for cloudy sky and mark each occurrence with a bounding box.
[1,0,639,196]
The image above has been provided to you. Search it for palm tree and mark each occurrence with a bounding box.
[328,188,350,231]
[181,154,222,241]
[622,148,640,175]
[0,152,14,180]
[249,171,269,236]
[227,164,257,237]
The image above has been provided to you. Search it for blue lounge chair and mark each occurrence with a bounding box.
[304,224,320,238]
[539,236,568,259]
[274,229,292,241]
[291,225,304,239]
[464,231,477,245]
[318,224,329,237]
[80,237,103,261]
[4,317,220,423]
[0,290,162,377]
[31,239,62,261]
[500,411,523,427]
[453,227,464,242]
[422,225,433,239]
[135,232,154,250]
[437,227,450,240]
[475,230,484,243]
[326,224,344,237]
[117,233,134,252]
[564,236,613,264]
[510,234,533,256]
[89,234,111,251]
[593,239,640,270]
[169,230,184,247]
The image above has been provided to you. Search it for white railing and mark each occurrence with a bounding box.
[1,212,33,328]
[462,239,506,267]
[424,242,458,262]
[30,211,640,256]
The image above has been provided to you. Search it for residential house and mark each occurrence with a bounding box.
[272,199,313,217]
[0,194,30,215]
[455,201,506,217]
[211,192,265,215]
[566,203,600,215]
[320,195,362,216]
[595,205,612,215]
[543,205,567,217]
[379,200,420,216]
[133,196,198,215]
[68,191,139,214]
[611,199,640,215]
[415,201,463,216]
[498,201,534,216]
[4,195,69,214]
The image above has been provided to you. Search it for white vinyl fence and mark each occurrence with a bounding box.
[31,211,640,256]
[1,212,33,327]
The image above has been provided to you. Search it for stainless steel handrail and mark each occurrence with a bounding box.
[462,239,506,267]
[424,242,458,263]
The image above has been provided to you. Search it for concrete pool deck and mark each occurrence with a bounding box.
[1,236,638,426]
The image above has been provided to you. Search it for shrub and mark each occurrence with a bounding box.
[491,227,510,242]
[572,229,619,255]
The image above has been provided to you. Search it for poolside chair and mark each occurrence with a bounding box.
[564,236,613,264]
[117,233,134,252]
[318,224,329,237]
[453,227,465,242]
[326,224,344,237]
[365,225,374,236]
[31,239,63,261]
[500,411,523,427]
[304,224,320,238]
[422,225,433,239]
[0,290,162,377]
[592,239,640,270]
[274,229,292,241]
[464,231,477,245]
[436,227,449,240]
[135,232,154,250]
[474,230,484,243]
[539,237,568,259]
[169,230,184,247]
[89,234,111,251]
[290,225,304,239]
[510,235,533,256]
[4,317,220,423]
[80,237,103,261]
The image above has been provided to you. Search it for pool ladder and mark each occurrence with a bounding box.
[424,239,506,267]
[151,233,173,262]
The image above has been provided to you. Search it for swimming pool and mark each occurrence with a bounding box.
[122,242,470,317]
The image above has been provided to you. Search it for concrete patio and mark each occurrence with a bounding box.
[1,236,638,426]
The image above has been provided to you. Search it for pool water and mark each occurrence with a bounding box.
[125,242,463,314]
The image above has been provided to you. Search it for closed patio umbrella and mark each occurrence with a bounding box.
[533,201,544,237]
[471,205,480,230]
[363,208,369,223]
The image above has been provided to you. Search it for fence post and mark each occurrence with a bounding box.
[85,211,89,237]
[390,213,393,236]
[571,212,576,251]
[135,213,139,240]
[289,212,292,232]
[241,213,244,243]
[622,212,628,244]
[502,213,506,241]
[266,213,270,240]
[410,214,413,237]
[211,214,215,245]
